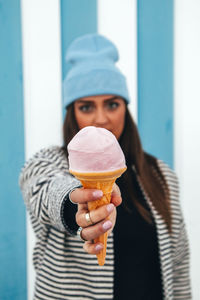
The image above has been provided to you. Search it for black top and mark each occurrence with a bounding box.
[114,172,163,300]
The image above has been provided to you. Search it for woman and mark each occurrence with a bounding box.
[19,34,191,299]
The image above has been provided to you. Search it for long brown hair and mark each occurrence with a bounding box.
[63,103,172,232]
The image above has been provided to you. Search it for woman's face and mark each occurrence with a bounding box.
[74,95,126,140]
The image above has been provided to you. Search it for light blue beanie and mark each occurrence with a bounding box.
[63,34,130,107]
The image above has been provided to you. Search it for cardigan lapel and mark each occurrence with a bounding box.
[133,167,174,300]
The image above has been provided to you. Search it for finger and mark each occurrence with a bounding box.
[107,209,117,236]
[77,202,88,213]
[109,209,116,227]
[70,187,103,204]
[76,203,115,227]
[83,241,104,255]
[81,219,112,241]
[111,184,122,207]
[112,183,121,197]
[111,193,122,207]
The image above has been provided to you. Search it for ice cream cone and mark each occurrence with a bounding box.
[70,167,126,266]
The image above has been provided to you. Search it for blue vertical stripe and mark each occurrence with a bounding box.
[0,1,27,299]
[137,0,174,168]
[60,0,97,114]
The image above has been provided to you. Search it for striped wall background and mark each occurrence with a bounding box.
[0,0,200,299]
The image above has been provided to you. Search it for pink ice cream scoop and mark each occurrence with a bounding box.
[67,126,126,173]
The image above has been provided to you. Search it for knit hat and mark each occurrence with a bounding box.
[63,34,130,107]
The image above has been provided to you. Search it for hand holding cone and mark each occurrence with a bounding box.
[70,168,126,266]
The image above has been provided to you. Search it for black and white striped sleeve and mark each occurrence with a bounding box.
[19,146,81,233]
[173,219,192,299]
[164,164,192,299]
[171,172,191,299]
[158,160,192,299]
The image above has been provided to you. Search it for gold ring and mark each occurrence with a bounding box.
[85,212,93,225]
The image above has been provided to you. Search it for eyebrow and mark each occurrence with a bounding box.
[76,96,120,104]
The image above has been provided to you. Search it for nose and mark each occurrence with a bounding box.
[94,108,108,126]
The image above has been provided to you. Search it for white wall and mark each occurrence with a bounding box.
[174,0,200,298]
[98,0,137,120]
[21,1,63,298]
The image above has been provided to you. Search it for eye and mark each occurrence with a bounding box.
[107,101,119,110]
[79,104,94,113]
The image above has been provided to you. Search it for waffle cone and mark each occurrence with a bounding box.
[70,167,126,266]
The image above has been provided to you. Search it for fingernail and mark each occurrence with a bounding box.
[102,220,112,231]
[107,203,114,213]
[93,190,103,199]
[95,244,103,251]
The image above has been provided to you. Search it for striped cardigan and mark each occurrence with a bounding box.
[19,146,191,300]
